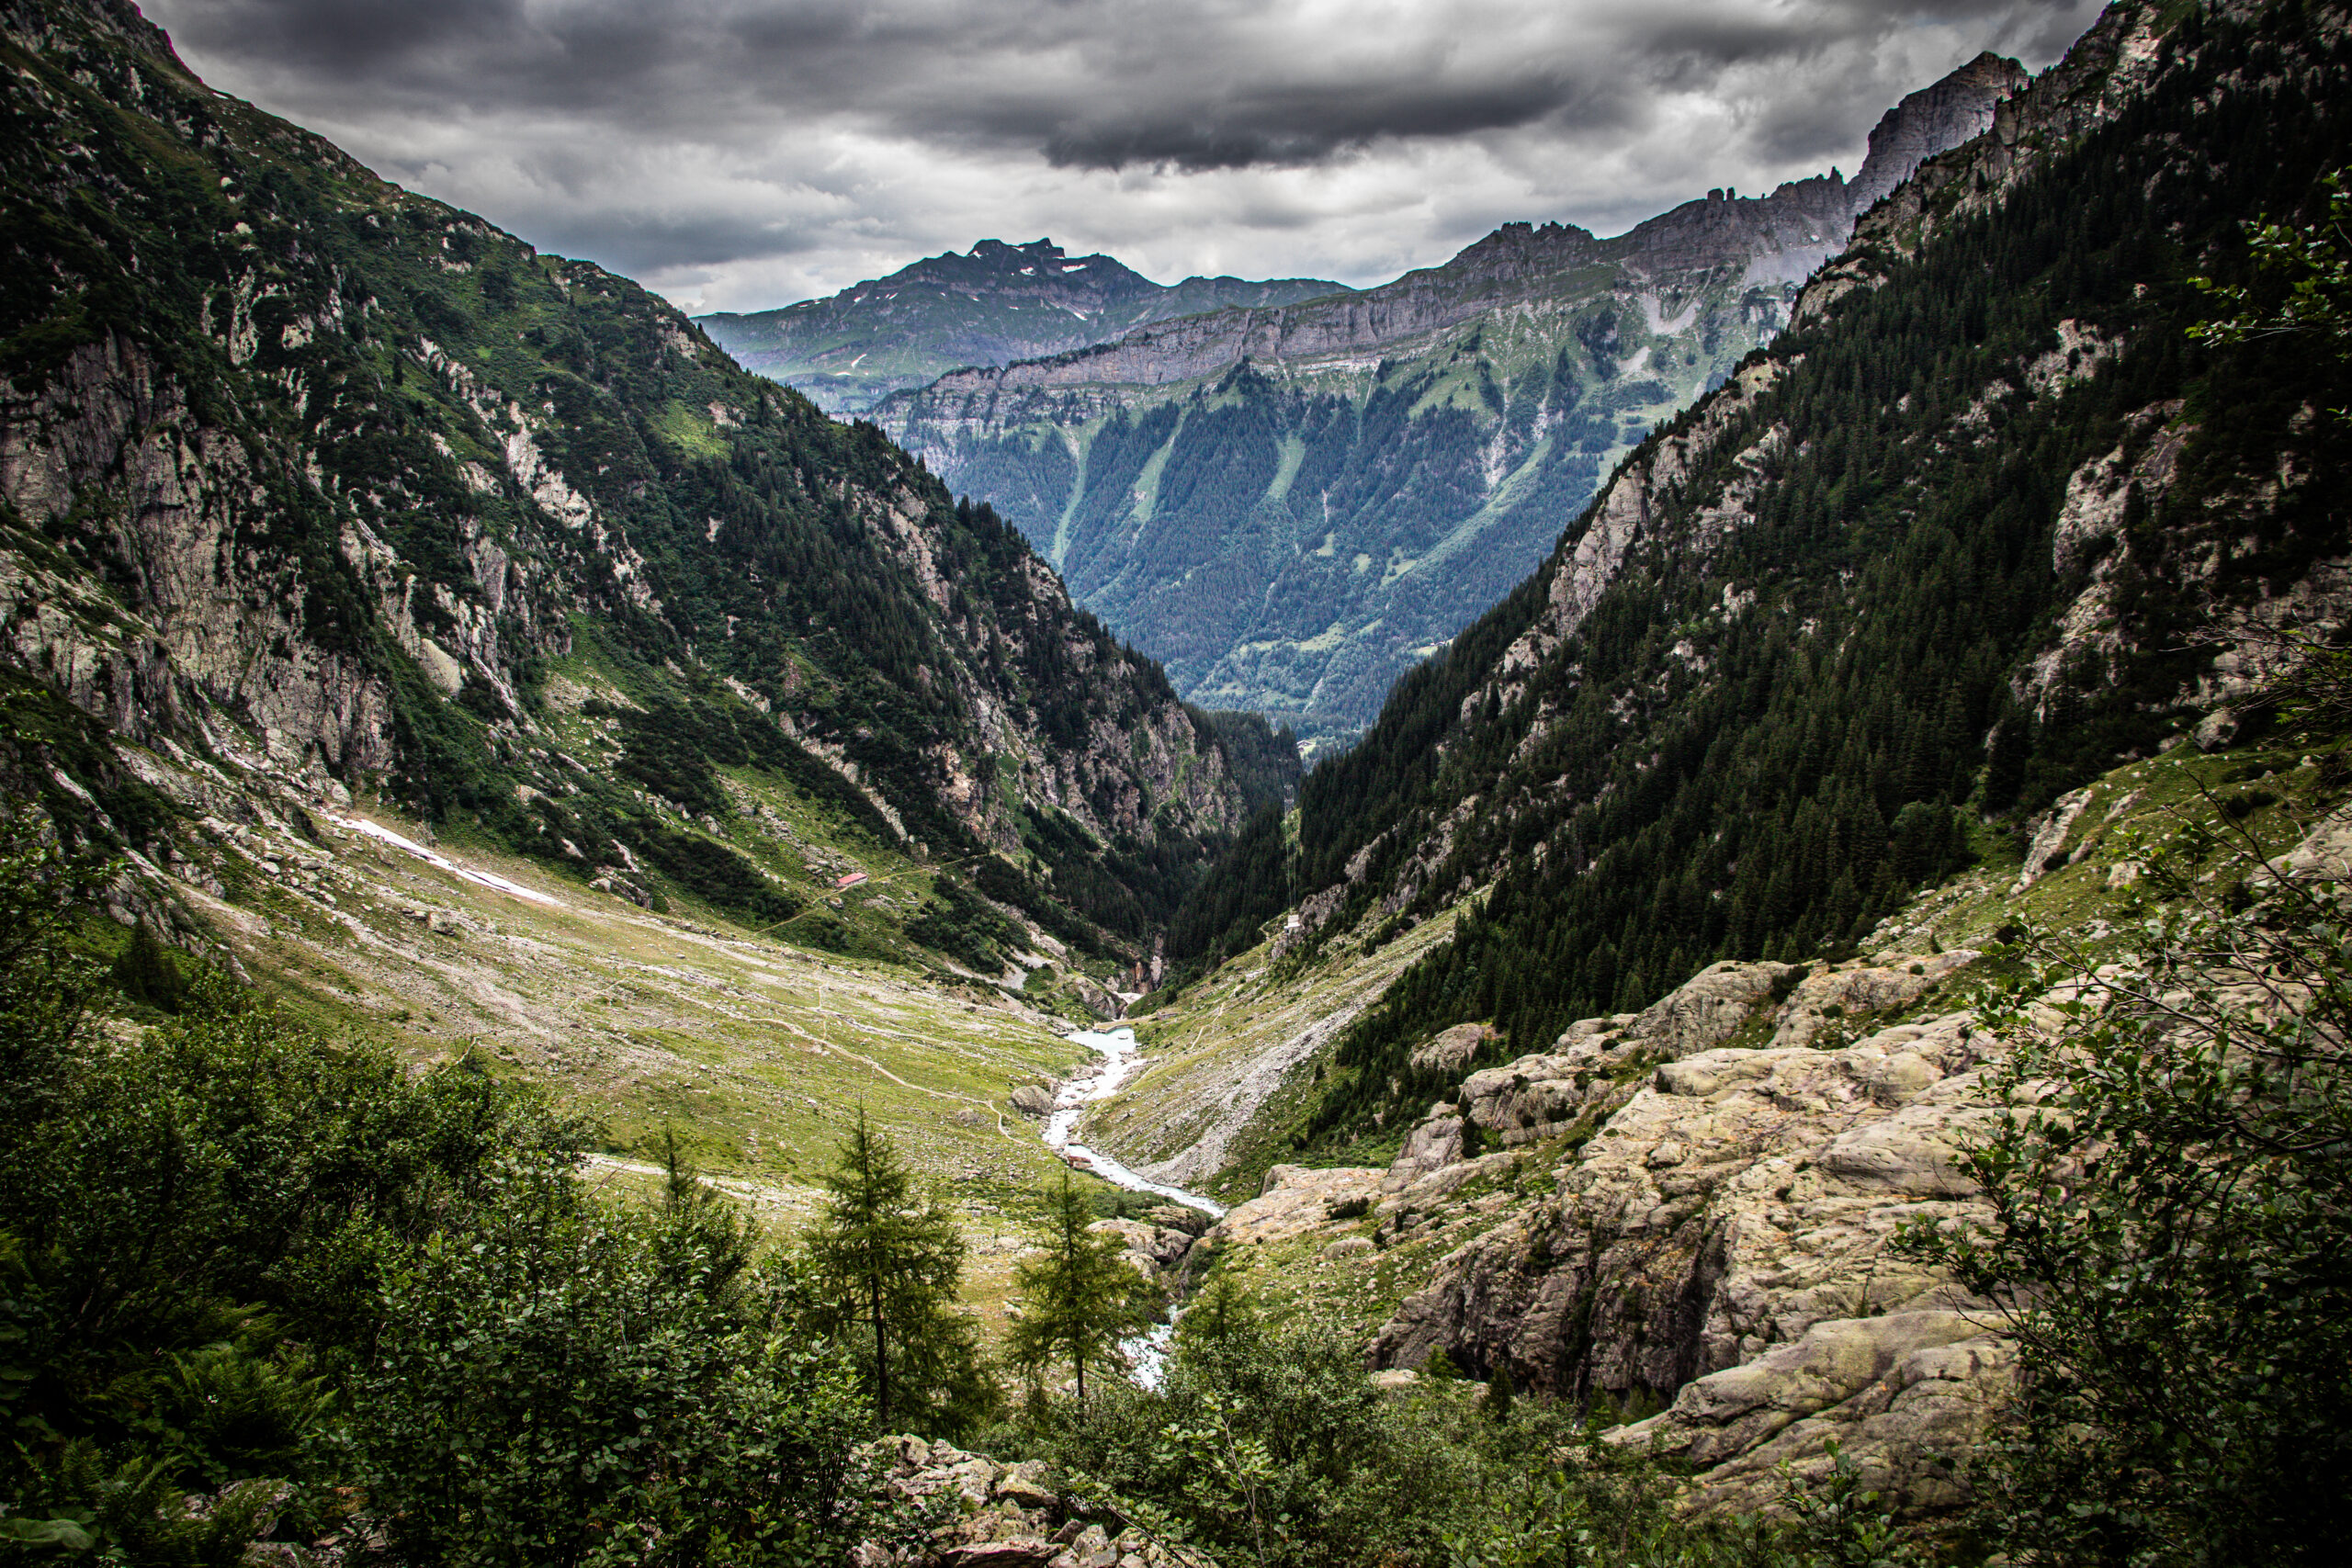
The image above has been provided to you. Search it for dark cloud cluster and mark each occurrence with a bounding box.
[141,0,2106,309]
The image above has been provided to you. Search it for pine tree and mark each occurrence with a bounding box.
[1173,1271,1257,1350]
[109,921,184,1013]
[802,1111,973,1430]
[1006,1172,1153,1403]
[1486,1359,1516,1422]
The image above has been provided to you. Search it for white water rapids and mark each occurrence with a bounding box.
[1046,1027,1228,1218]
[1045,1027,1227,1385]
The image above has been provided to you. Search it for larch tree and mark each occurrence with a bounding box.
[1007,1172,1154,1402]
[802,1110,974,1430]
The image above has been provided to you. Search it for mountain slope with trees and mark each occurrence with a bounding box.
[0,0,1258,977]
[1146,0,2351,1162]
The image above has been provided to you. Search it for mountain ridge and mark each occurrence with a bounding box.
[1134,0,2348,1172]
[697,238,1352,415]
[0,0,1259,990]
[870,51,2027,746]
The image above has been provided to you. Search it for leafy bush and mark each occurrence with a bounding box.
[995,1308,1923,1568]
[358,1169,871,1568]
[0,812,882,1565]
[1899,795,2352,1564]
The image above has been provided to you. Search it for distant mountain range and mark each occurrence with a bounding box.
[861,53,2026,748]
[697,241,1351,414]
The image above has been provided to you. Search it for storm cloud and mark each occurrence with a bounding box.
[140,0,2106,310]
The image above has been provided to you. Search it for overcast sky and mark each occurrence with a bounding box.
[140,0,2106,313]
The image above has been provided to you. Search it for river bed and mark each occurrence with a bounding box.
[1046,1026,1228,1219]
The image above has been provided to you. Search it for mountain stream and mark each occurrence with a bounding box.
[1047,1027,1227,1384]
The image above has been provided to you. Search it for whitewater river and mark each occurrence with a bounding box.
[1046,1027,1227,1384]
[1046,1027,1229,1218]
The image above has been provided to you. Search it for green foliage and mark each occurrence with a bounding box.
[1895,799,2352,1565]
[2190,167,2352,371]
[356,1169,870,1568]
[800,1113,994,1435]
[1001,1307,1919,1568]
[107,921,184,1014]
[1005,1174,1155,1404]
[1166,805,1289,976]
[1483,1360,1514,1423]
[0,808,883,1565]
[904,874,1022,976]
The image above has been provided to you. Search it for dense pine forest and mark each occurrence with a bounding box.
[1165,2,2352,1154]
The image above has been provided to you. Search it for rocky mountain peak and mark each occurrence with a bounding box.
[1848,50,2030,212]
[701,236,1350,412]
[1442,220,1605,284]
[854,236,1160,310]
[1,0,175,67]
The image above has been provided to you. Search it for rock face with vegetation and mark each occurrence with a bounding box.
[0,0,1259,982]
[872,58,2023,746]
[1368,951,2011,1513]
[698,239,1350,416]
[1080,0,2352,1538]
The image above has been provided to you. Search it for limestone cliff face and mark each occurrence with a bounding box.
[1844,53,2030,214]
[0,0,1246,964]
[872,57,2024,744]
[1793,3,2184,327]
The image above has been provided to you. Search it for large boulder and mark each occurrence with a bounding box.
[1088,1217,1193,1274]
[1459,1053,1606,1147]
[1208,1165,1385,1248]
[1409,1021,1495,1074]
[1765,952,1980,1049]
[1141,1203,1212,1236]
[1609,1310,2015,1514]
[1617,960,1803,1060]
[1382,1107,1465,1192]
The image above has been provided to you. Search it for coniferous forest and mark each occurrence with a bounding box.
[1203,3,2352,1152]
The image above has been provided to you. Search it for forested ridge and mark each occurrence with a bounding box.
[0,0,1255,969]
[1170,0,2352,1155]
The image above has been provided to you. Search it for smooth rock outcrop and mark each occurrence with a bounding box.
[1361,956,2009,1513]
[1208,1165,1385,1248]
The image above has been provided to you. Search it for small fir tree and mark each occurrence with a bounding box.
[1007,1171,1153,1402]
[802,1110,978,1430]
[1173,1270,1256,1350]
[1486,1359,1516,1422]
[109,921,185,1013]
